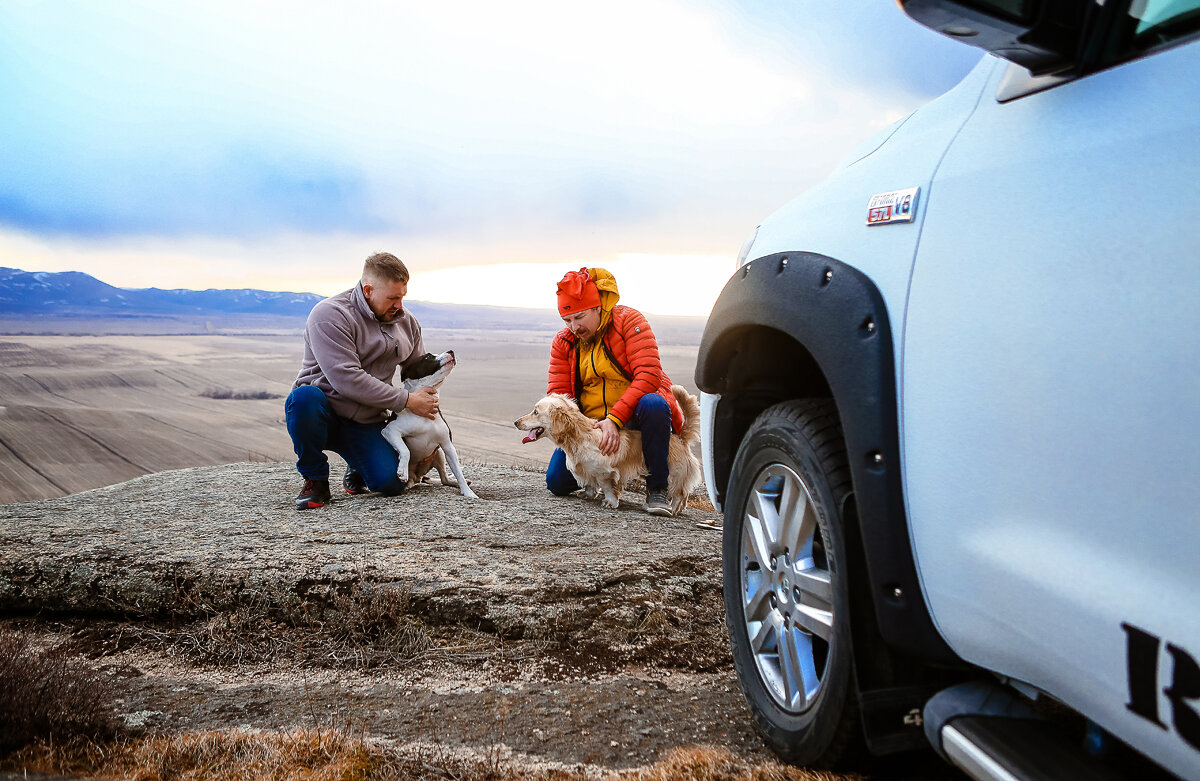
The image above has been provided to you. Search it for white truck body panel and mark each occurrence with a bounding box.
[902,43,1200,779]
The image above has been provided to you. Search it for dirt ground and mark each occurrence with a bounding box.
[83,630,762,769]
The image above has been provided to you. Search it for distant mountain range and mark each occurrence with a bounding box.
[0,267,323,317]
[0,267,706,339]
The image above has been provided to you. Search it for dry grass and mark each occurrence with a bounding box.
[0,627,121,754]
[634,746,864,780]
[5,730,406,781]
[4,732,857,781]
[69,581,440,670]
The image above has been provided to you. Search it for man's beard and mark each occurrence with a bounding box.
[576,332,595,347]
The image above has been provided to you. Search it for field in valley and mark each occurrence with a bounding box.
[0,315,704,504]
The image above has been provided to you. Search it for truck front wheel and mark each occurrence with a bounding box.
[723,399,861,767]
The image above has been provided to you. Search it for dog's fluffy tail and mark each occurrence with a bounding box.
[672,384,702,445]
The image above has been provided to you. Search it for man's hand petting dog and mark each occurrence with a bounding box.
[594,418,619,456]
[407,387,439,419]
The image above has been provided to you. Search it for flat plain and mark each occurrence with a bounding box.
[0,315,704,504]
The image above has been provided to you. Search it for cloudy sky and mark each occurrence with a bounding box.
[0,0,980,316]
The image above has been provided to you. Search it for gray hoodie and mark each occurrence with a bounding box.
[292,283,425,423]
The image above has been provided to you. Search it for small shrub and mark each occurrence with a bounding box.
[69,581,436,670]
[0,628,120,755]
[199,388,282,400]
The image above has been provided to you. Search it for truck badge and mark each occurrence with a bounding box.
[866,187,920,226]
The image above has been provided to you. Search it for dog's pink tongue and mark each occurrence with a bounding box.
[521,427,543,444]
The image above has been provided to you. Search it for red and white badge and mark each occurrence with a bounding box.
[866,187,920,226]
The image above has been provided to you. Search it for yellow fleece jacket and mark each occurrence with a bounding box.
[576,268,628,424]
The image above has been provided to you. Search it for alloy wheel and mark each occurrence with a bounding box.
[739,462,834,713]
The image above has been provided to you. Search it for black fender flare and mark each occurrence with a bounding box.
[696,251,958,664]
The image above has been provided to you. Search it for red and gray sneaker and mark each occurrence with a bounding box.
[295,479,331,510]
[342,470,369,495]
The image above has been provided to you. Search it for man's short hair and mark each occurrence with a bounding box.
[363,252,410,285]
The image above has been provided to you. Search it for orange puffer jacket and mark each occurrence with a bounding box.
[548,304,684,434]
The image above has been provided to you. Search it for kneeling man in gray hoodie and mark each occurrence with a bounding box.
[284,252,439,510]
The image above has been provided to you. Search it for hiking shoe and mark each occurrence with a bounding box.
[644,489,673,517]
[342,470,368,495]
[296,479,331,510]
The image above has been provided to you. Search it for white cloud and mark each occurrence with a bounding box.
[410,254,734,318]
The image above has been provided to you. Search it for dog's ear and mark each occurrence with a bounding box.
[547,401,573,441]
[401,353,440,381]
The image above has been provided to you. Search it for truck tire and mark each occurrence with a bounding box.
[723,398,860,767]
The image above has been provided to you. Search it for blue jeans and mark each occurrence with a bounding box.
[284,385,407,496]
[546,392,671,495]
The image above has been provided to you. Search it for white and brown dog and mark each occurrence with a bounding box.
[514,385,701,515]
[381,351,479,499]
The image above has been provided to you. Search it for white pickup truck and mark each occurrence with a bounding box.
[694,0,1200,778]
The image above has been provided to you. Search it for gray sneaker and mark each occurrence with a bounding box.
[644,489,673,516]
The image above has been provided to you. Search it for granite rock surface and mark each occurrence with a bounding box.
[0,462,724,648]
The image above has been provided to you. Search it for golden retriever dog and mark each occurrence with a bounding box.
[514,385,702,516]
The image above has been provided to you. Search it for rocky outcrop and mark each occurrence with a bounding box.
[0,462,726,650]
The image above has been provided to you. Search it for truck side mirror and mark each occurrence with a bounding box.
[899,0,1091,75]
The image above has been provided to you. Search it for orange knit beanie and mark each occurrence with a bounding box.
[556,268,601,316]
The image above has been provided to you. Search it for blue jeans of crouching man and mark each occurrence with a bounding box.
[546,392,671,496]
[285,385,408,496]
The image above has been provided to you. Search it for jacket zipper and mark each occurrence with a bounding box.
[381,325,398,357]
[590,342,608,415]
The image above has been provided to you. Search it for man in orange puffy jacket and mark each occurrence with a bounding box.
[546,267,683,515]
